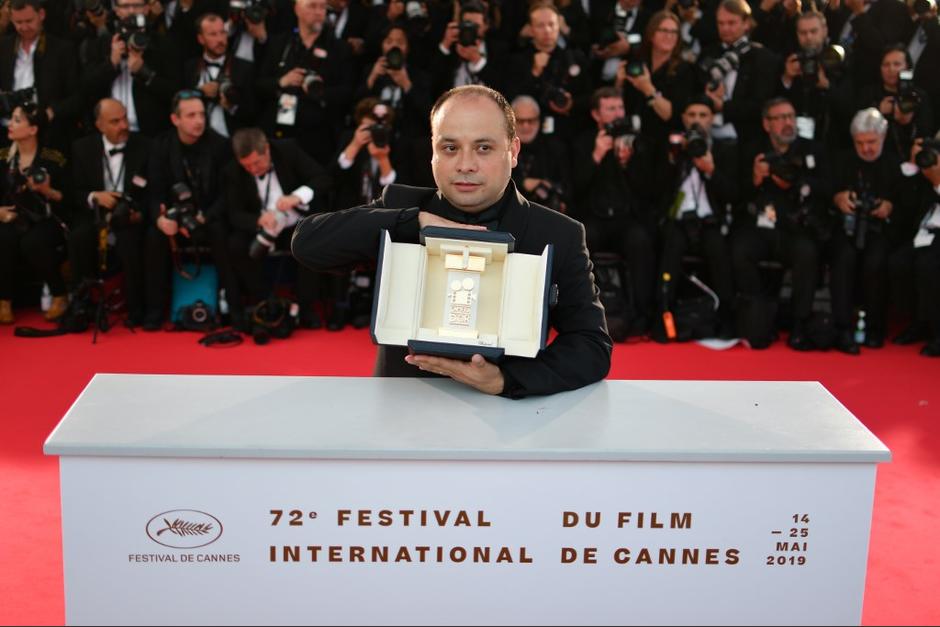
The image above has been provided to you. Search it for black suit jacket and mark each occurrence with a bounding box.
[658,140,738,223]
[147,128,231,224]
[0,33,81,127]
[70,132,151,220]
[183,54,257,134]
[222,138,331,234]
[291,183,613,398]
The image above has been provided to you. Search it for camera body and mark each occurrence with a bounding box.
[369,121,391,148]
[178,299,216,332]
[915,138,940,170]
[164,182,201,233]
[385,46,405,70]
[230,0,269,23]
[251,297,297,345]
[897,70,920,115]
[764,151,804,184]
[28,165,49,186]
[625,59,645,78]
[913,0,936,16]
[218,76,238,106]
[531,181,566,213]
[544,84,570,109]
[684,124,709,158]
[458,20,479,47]
[604,116,638,141]
[701,40,749,91]
[844,189,880,249]
[302,70,325,99]
[109,194,138,230]
[116,14,149,52]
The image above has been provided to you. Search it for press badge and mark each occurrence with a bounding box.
[542,115,555,135]
[276,93,298,126]
[132,175,147,188]
[757,204,777,229]
[796,116,816,140]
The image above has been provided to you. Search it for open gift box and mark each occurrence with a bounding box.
[371,227,554,362]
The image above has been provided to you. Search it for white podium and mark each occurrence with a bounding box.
[44,375,890,626]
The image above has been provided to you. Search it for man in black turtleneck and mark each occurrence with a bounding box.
[292,85,612,398]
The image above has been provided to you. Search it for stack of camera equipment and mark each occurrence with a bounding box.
[701,40,750,91]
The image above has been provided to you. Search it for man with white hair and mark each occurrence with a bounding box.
[509,95,570,213]
[829,107,902,354]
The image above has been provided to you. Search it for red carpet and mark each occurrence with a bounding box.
[1,311,938,625]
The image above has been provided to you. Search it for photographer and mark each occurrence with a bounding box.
[659,96,738,337]
[358,24,432,139]
[733,97,831,350]
[508,2,590,143]
[590,0,649,86]
[68,99,151,327]
[829,108,901,353]
[0,0,81,148]
[143,89,233,330]
[829,0,908,89]
[903,0,940,124]
[222,127,331,328]
[573,86,657,335]
[183,12,256,138]
[700,0,779,148]
[0,103,68,324]
[83,0,182,137]
[858,45,935,164]
[256,0,353,166]
[778,11,855,149]
[429,0,506,99]
[510,95,571,215]
[750,0,800,55]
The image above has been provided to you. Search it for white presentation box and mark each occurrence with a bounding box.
[44,375,890,626]
[371,227,553,362]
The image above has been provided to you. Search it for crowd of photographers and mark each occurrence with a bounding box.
[0,0,939,355]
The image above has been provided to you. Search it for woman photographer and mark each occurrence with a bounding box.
[0,103,69,324]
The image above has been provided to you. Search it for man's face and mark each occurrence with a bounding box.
[513,101,540,144]
[96,101,131,145]
[592,96,626,128]
[198,17,229,58]
[114,0,149,20]
[431,95,520,214]
[854,131,884,162]
[620,0,641,9]
[716,8,747,45]
[11,6,43,42]
[171,98,206,142]
[682,104,714,131]
[382,27,408,56]
[880,51,907,88]
[763,103,798,146]
[530,7,559,50]
[796,15,827,52]
[238,145,272,177]
[296,0,327,32]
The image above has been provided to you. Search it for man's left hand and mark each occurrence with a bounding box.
[276,194,302,212]
[405,353,505,395]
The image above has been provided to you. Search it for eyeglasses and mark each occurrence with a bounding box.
[656,28,679,35]
[765,113,796,122]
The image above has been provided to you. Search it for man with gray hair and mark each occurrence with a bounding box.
[510,95,570,213]
[828,107,902,354]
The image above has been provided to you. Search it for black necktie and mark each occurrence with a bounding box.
[108,146,125,156]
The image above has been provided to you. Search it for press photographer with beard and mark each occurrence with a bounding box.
[142,90,233,330]
[509,95,571,215]
[83,0,181,137]
[67,99,151,327]
[256,0,353,166]
[293,85,612,398]
[0,103,68,324]
[572,86,656,335]
[222,127,331,329]
[658,96,738,338]
[733,97,831,350]
[828,108,902,354]
[182,13,256,139]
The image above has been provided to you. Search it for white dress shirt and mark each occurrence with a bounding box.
[13,38,37,91]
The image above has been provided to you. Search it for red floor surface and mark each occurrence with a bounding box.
[1,310,938,625]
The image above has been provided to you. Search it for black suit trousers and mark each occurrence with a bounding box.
[829,227,889,332]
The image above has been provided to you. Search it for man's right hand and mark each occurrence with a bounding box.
[418,212,489,231]
[157,204,179,236]
[200,81,220,99]
[279,67,306,89]
[0,206,16,224]
[92,191,121,210]
[258,212,278,231]
[834,190,856,215]
[753,153,771,187]
[110,34,126,68]
[592,129,613,164]
[440,21,459,49]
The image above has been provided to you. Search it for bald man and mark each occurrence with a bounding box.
[68,98,153,327]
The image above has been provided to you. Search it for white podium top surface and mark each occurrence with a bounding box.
[43,374,890,463]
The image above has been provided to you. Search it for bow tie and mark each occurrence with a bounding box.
[108,146,125,156]
[205,60,223,69]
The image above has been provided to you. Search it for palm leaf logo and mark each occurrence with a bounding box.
[155,517,214,537]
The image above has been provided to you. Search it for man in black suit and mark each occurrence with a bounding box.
[222,127,331,327]
[292,85,612,398]
[827,0,909,89]
[68,98,151,326]
[904,0,940,124]
[429,0,507,99]
[0,0,81,147]
[183,12,256,138]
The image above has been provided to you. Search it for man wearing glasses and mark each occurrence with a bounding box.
[509,95,570,215]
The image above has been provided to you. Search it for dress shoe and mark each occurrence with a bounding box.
[863,332,884,349]
[835,330,860,356]
[141,313,163,332]
[921,340,940,358]
[327,307,347,332]
[0,300,13,325]
[44,296,68,321]
[299,309,323,330]
[893,322,928,345]
[787,327,814,352]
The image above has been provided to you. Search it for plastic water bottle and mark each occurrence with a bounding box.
[40,283,51,312]
[218,288,229,315]
[854,310,867,344]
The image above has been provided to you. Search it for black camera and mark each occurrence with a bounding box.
[701,41,749,91]
[684,124,709,158]
[532,181,566,213]
[913,0,936,16]
[545,85,570,110]
[27,165,49,186]
[251,297,296,345]
[116,14,149,51]
[764,151,803,184]
[897,70,920,115]
[604,116,637,140]
[229,0,269,23]
[915,138,940,170]
[109,194,138,230]
[385,46,405,71]
[177,299,216,332]
[302,70,325,99]
[218,77,238,105]
[798,45,844,79]
[0,86,37,117]
[844,189,879,249]
[597,26,620,49]
[164,182,201,233]
[625,60,645,78]
[369,121,391,148]
[458,20,479,47]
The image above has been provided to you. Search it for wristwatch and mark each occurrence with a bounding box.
[645,91,660,106]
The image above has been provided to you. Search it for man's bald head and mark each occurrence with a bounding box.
[95,98,130,145]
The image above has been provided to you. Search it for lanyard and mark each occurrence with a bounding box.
[103,151,126,193]
[261,169,273,210]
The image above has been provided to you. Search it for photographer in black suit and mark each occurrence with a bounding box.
[143,90,233,330]
[183,13,256,139]
[293,85,612,398]
[658,96,738,337]
[222,127,331,328]
[68,98,151,326]
[429,0,507,98]
[0,0,81,147]
[509,94,571,215]
[828,108,902,354]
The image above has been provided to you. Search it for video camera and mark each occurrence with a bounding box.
[0,86,37,118]
[229,0,269,24]
[164,182,201,233]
